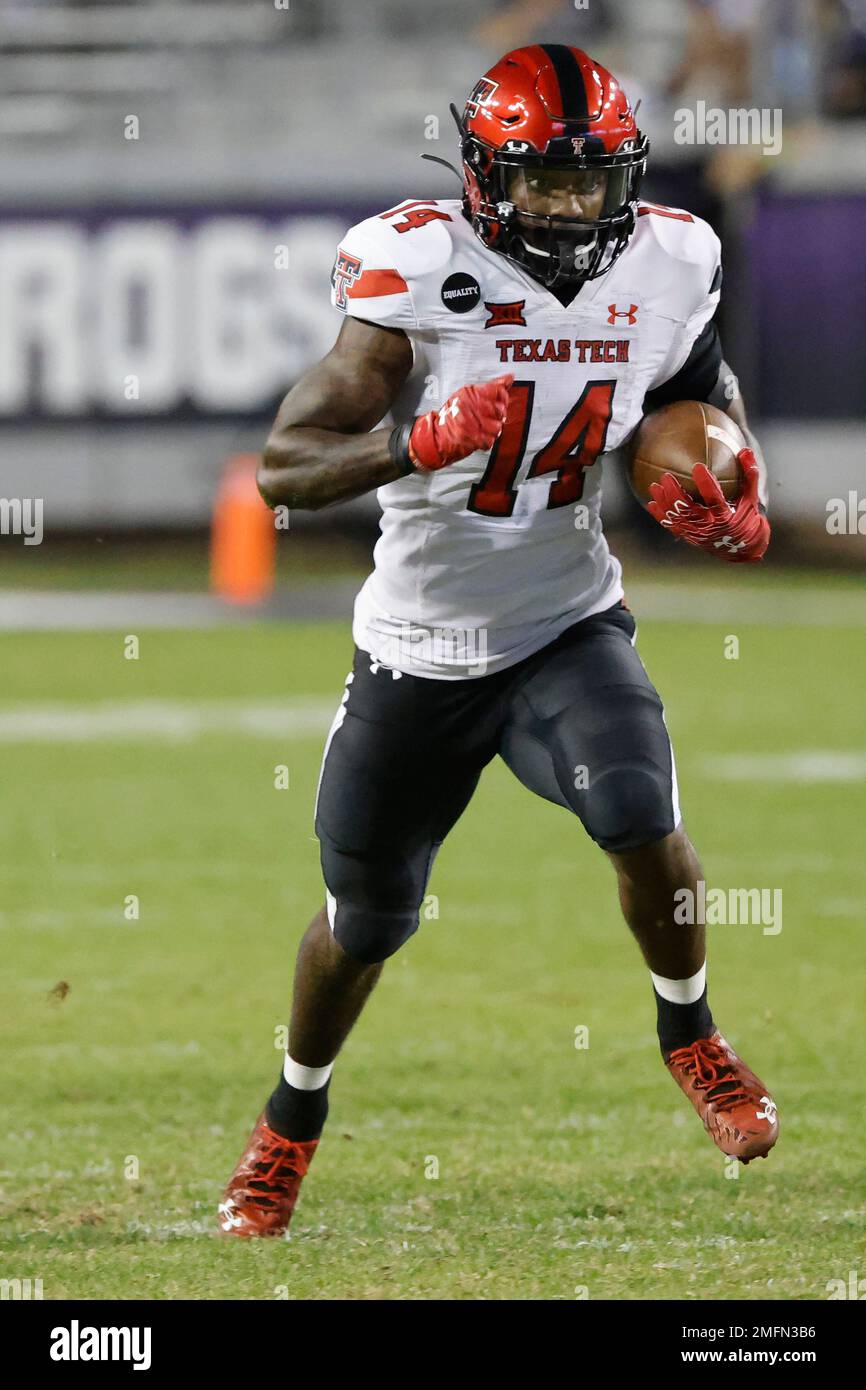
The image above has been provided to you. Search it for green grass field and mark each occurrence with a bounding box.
[1,585,864,1300]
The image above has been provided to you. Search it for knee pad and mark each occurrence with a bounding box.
[327,890,420,964]
[320,840,434,964]
[581,761,675,853]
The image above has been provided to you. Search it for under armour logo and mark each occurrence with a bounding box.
[756,1096,777,1123]
[607,303,638,326]
[713,534,747,553]
[369,660,402,679]
[660,498,692,526]
[218,1199,242,1231]
[438,397,461,426]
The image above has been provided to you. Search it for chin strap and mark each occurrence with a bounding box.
[553,238,579,279]
[509,226,590,290]
[420,153,463,183]
[419,102,475,191]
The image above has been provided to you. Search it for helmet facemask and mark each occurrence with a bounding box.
[461,132,648,290]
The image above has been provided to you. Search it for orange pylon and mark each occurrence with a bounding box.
[210,454,277,604]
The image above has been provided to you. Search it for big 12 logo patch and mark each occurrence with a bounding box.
[331,249,363,309]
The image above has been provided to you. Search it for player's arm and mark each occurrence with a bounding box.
[719,380,768,513]
[258,317,512,511]
[258,317,412,511]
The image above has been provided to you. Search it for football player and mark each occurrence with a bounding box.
[220,45,777,1238]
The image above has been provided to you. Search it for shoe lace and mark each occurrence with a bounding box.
[669,1037,752,1113]
[249,1137,306,1197]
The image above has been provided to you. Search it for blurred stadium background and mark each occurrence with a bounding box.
[1,0,865,612]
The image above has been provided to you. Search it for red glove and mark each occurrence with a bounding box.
[647,447,770,563]
[408,374,512,471]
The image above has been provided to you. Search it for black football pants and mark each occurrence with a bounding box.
[313,602,679,963]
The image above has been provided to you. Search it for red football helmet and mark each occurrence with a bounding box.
[454,45,648,289]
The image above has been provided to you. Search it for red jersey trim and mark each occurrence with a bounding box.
[637,203,695,223]
[347,268,409,298]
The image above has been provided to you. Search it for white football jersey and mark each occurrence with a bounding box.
[330,197,721,679]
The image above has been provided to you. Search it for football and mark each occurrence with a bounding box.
[627,399,746,504]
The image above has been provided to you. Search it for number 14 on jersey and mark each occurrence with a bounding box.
[468,379,616,517]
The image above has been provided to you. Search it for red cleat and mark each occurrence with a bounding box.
[665,1031,779,1163]
[219,1112,318,1237]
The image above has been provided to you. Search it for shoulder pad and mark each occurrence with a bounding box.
[636,202,720,274]
[330,200,462,328]
[633,203,722,320]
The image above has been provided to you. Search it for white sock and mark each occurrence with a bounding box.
[283,1054,334,1091]
[650,962,706,1006]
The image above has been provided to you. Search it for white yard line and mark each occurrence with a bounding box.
[701,751,866,783]
[0,701,863,784]
[0,585,360,630]
[1,580,866,630]
[0,591,246,631]
[0,698,337,743]
[629,582,866,627]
